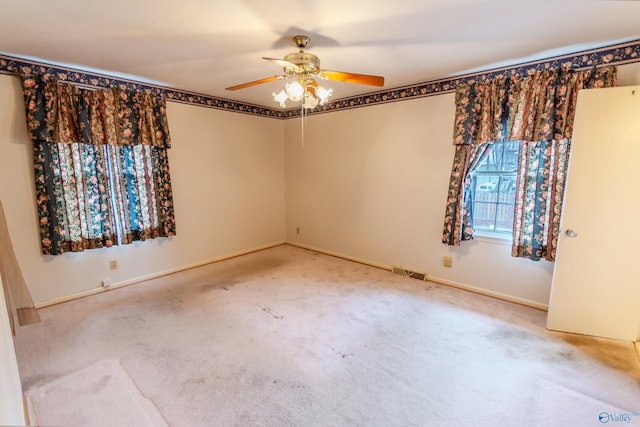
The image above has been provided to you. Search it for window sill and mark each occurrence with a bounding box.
[473,232,512,246]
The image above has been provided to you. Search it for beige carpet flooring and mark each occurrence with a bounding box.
[13,244,640,426]
[25,358,168,426]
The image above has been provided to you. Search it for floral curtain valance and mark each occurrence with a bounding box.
[452,67,617,146]
[453,77,511,145]
[21,73,171,148]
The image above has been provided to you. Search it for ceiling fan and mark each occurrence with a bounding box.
[225,35,385,109]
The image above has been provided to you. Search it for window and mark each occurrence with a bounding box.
[22,73,175,255]
[470,141,520,235]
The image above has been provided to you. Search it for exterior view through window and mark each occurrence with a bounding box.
[471,141,519,234]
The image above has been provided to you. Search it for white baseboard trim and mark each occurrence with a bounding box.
[425,276,548,311]
[35,241,286,309]
[286,241,548,312]
[36,240,549,312]
[285,241,392,271]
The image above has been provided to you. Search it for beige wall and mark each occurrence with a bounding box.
[1,62,639,307]
[284,95,555,308]
[0,75,286,304]
[618,62,640,86]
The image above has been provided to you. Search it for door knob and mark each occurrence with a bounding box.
[565,229,578,238]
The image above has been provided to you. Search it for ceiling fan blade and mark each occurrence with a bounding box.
[225,75,283,91]
[262,57,303,73]
[321,70,385,87]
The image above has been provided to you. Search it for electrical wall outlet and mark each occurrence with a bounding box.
[109,259,118,270]
[296,227,300,235]
[443,256,453,268]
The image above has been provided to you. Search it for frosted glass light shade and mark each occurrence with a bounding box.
[316,86,333,105]
[285,81,304,101]
[273,78,333,109]
[303,93,319,109]
[272,90,288,107]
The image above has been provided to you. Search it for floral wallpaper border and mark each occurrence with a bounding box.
[1,38,639,119]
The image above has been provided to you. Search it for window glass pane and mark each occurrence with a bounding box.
[474,141,519,173]
[472,141,519,234]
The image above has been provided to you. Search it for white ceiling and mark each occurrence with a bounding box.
[0,0,639,109]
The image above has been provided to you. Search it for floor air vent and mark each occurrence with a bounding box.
[392,266,427,281]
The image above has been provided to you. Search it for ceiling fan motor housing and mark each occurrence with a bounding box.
[283,52,320,75]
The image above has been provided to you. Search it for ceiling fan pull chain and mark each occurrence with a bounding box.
[301,103,305,150]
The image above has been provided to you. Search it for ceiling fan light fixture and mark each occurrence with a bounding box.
[285,80,305,101]
[272,90,288,107]
[228,35,383,110]
[272,77,333,110]
[315,86,333,105]
[303,92,319,109]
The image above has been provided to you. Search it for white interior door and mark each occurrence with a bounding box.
[547,86,640,342]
